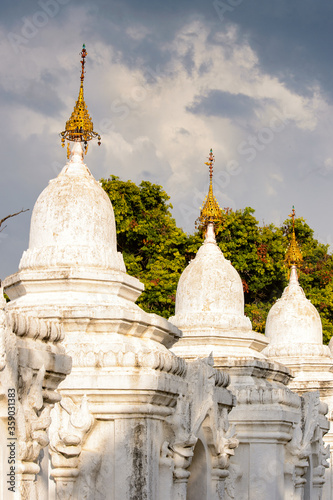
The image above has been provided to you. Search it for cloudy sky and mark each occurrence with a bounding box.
[1,0,333,279]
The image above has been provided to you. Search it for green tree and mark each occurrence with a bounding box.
[100,176,188,318]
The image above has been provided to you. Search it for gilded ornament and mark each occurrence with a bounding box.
[284,206,303,268]
[196,149,223,234]
[60,44,101,157]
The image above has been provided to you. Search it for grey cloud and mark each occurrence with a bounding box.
[187,90,259,119]
[0,81,65,116]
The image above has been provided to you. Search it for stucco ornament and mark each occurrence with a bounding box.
[162,355,237,490]
[49,395,94,500]
[286,391,329,491]
[0,306,71,498]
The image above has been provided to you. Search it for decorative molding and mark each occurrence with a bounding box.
[66,343,187,376]
[285,391,329,491]
[19,245,126,273]
[264,342,332,359]
[9,311,64,343]
[234,385,301,409]
[224,464,242,500]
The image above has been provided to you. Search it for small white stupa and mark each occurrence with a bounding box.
[264,208,333,380]
[170,149,268,361]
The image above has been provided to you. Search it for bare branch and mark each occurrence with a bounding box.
[0,209,29,231]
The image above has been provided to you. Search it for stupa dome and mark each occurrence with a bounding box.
[170,224,251,331]
[265,266,323,347]
[19,142,125,272]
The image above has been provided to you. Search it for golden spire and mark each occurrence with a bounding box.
[284,206,303,268]
[60,44,101,158]
[195,149,223,234]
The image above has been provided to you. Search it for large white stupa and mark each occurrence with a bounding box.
[20,141,125,274]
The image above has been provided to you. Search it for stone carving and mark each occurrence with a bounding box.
[162,355,237,487]
[285,391,329,491]
[49,395,94,499]
[0,306,71,499]
[9,311,64,343]
[234,384,301,408]
[66,342,187,376]
[209,421,238,475]
[17,365,51,467]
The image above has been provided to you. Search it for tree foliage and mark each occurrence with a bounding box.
[101,176,333,344]
[100,176,188,318]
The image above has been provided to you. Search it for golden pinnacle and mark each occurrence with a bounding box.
[60,44,101,158]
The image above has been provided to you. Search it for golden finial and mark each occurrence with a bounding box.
[284,206,303,268]
[60,44,101,158]
[195,149,223,234]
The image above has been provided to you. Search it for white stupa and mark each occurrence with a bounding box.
[20,142,126,273]
[263,210,333,379]
[170,150,268,361]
